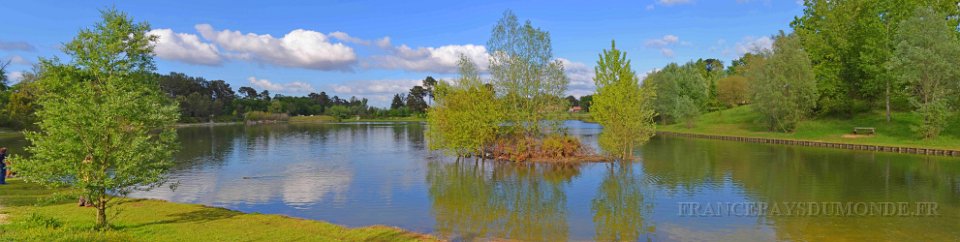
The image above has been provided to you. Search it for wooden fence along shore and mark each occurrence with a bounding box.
[656,131,960,157]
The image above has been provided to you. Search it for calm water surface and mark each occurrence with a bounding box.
[77,121,960,241]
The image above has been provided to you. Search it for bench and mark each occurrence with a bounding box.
[853,127,876,135]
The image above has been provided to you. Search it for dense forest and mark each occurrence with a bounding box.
[643,3,960,139]
[0,65,439,128]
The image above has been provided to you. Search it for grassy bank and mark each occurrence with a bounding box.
[0,179,436,242]
[344,116,426,122]
[660,105,960,150]
[288,115,339,124]
[289,115,426,124]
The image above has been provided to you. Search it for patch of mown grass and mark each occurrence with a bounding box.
[659,105,960,150]
[0,179,437,242]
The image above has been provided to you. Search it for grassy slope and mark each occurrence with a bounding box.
[658,105,960,150]
[0,179,436,242]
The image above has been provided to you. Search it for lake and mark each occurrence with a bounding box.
[7,121,957,241]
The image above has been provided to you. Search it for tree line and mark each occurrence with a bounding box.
[0,68,440,128]
[643,4,960,139]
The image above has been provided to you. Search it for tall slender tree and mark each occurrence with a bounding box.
[591,41,656,159]
[487,10,568,137]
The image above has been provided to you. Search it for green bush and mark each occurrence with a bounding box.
[22,213,62,229]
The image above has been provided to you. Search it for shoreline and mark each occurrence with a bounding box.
[657,131,960,157]
[0,179,439,241]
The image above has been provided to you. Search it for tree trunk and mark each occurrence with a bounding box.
[886,81,891,122]
[95,194,108,230]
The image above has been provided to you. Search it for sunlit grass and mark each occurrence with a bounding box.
[0,179,436,242]
[659,105,960,150]
[288,115,339,123]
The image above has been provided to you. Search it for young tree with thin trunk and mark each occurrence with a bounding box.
[591,41,656,159]
[487,10,568,137]
[888,7,960,139]
[17,9,179,229]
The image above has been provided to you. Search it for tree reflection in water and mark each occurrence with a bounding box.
[591,161,653,242]
[427,159,580,241]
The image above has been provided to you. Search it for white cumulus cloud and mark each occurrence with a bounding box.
[727,35,773,56]
[367,37,489,73]
[248,76,316,94]
[149,29,223,65]
[5,71,23,83]
[197,24,357,71]
[557,58,596,97]
[645,35,682,58]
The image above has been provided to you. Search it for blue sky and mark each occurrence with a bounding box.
[0,0,804,107]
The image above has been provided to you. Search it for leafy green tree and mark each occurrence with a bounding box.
[390,93,405,110]
[260,90,271,101]
[423,76,437,105]
[487,10,568,136]
[748,32,818,132]
[238,86,258,99]
[671,96,700,128]
[791,0,960,118]
[268,99,284,113]
[644,62,709,126]
[17,9,179,229]
[427,56,501,157]
[887,7,960,139]
[564,95,579,107]
[0,59,9,91]
[407,85,428,112]
[694,58,725,111]
[4,68,41,129]
[716,75,749,108]
[726,53,761,75]
[579,95,593,112]
[326,105,351,120]
[591,41,656,159]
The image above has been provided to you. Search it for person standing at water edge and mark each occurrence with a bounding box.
[0,147,7,184]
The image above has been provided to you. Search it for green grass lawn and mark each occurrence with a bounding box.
[659,105,960,150]
[0,179,436,242]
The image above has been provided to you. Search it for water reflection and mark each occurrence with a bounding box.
[106,122,960,241]
[591,162,652,241]
[427,159,579,241]
[641,136,960,241]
